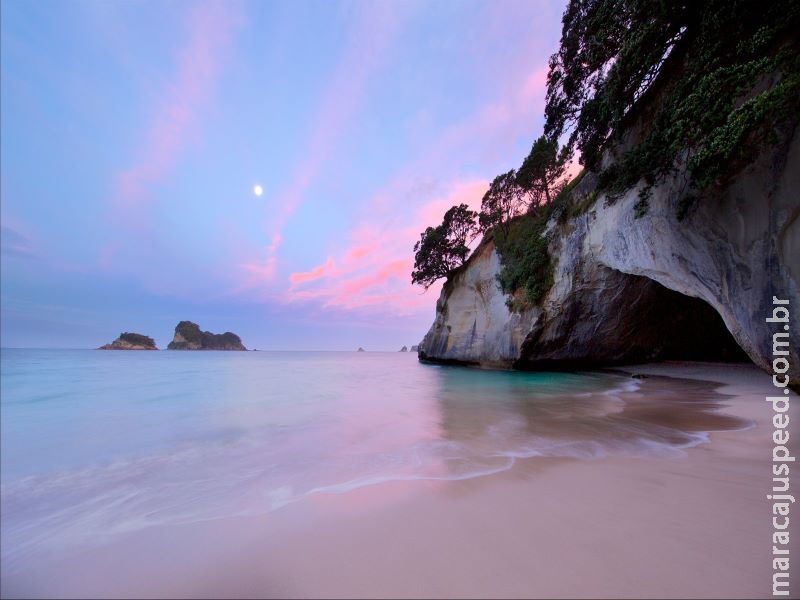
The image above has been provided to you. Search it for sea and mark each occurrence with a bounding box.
[0,348,745,580]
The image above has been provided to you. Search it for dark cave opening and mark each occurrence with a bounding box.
[625,275,751,363]
[516,269,752,369]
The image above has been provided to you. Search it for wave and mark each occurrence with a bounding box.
[0,371,748,573]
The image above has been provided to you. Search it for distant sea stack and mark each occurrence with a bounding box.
[357,347,365,352]
[98,332,157,350]
[399,346,408,352]
[167,321,247,351]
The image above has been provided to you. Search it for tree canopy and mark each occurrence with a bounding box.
[412,204,478,289]
[516,136,568,207]
[478,170,525,235]
[545,0,800,190]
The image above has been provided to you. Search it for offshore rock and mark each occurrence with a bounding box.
[167,321,246,351]
[98,332,157,350]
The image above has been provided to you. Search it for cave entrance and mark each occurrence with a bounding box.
[517,268,753,369]
[601,271,751,363]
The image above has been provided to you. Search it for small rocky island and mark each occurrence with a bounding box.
[166,321,247,351]
[98,332,157,350]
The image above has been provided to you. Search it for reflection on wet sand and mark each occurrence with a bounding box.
[433,368,750,466]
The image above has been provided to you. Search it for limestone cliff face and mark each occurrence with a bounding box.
[420,243,539,367]
[419,125,799,385]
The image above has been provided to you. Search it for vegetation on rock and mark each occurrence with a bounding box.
[411,138,565,296]
[167,321,246,350]
[516,135,568,207]
[545,0,800,196]
[478,171,526,236]
[411,204,479,289]
[494,211,554,310]
[98,331,157,350]
[118,332,156,348]
[413,0,799,312]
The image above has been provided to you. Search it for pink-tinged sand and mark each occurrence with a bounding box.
[7,363,798,599]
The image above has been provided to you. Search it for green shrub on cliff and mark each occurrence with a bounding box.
[545,0,800,198]
[494,205,556,311]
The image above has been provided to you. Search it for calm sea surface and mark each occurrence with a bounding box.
[0,349,740,575]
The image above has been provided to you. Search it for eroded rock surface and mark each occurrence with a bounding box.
[420,126,799,384]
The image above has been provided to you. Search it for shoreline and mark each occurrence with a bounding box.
[3,362,797,599]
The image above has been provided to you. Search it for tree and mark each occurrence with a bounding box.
[412,204,478,289]
[544,0,800,190]
[516,136,567,207]
[478,170,525,235]
[544,0,693,170]
[442,203,479,256]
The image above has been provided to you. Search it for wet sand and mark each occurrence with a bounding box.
[5,362,798,599]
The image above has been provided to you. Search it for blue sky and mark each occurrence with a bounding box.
[1,0,564,350]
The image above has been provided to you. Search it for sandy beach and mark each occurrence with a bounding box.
[4,361,795,599]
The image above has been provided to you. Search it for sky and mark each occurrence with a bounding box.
[1,0,566,351]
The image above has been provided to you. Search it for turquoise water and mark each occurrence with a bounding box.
[1,349,726,576]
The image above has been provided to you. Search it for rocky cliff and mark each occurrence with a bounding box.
[167,321,247,351]
[419,124,799,385]
[98,332,157,350]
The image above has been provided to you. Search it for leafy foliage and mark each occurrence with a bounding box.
[494,205,555,310]
[516,136,568,207]
[478,137,570,309]
[412,204,479,289]
[119,332,156,348]
[545,0,800,197]
[545,0,691,169]
[478,171,525,234]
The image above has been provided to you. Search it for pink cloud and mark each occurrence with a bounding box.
[241,5,560,316]
[415,180,486,227]
[289,257,336,285]
[241,257,277,280]
[97,1,243,293]
[112,1,242,216]
[250,4,408,276]
[333,259,409,299]
[285,180,487,314]
[520,65,549,103]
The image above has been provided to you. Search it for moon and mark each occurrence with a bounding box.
[253,184,263,197]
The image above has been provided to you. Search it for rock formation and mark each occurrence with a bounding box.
[167,321,246,351]
[419,125,799,385]
[98,332,157,350]
[399,346,408,352]
[357,347,366,352]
